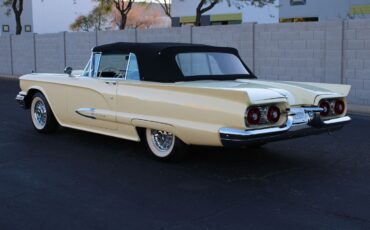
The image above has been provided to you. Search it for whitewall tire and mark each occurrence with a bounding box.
[30,93,59,133]
[144,128,187,161]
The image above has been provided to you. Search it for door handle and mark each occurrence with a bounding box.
[105,81,117,86]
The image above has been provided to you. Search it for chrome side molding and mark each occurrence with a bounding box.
[76,108,97,120]
[75,108,115,122]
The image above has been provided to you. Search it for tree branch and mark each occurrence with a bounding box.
[123,0,134,14]
[200,0,219,14]
[196,0,206,13]
[114,0,121,11]
[19,0,24,13]
[12,0,17,13]
[156,0,171,17]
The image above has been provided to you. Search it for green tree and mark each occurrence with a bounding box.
[2,0,24,34]
[194,0,275,26]
[89,3,112,31]
[70,15,91,32]
[70,3,112,32]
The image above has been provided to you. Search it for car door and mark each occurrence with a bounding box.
[115,53,146,124]
[66,52,129,131]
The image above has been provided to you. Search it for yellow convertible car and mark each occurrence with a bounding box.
[16,42,351,161]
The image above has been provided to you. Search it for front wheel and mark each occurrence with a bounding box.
[30,92,59,133]
[144,128,187,162]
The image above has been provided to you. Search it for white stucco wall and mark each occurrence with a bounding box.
[171,0,279,24]
[0,0,33,35]
[172,0,370,23]
[279,0,370,21]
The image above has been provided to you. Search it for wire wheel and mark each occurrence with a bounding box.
[31,97,47,130]
[30,92,59,133]
[146,129,175,158]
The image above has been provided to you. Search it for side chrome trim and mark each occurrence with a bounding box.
[76,108,97,120]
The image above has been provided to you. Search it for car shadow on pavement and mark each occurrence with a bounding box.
[53,126,317,183]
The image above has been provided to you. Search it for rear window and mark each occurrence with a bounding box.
[175,52,249,77]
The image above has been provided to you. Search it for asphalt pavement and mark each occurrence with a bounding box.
[1,77,370,230]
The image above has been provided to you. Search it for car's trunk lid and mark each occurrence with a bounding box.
[175,79,349,106]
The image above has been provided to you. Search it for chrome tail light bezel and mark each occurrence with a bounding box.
[334,100,345,115]
[319,100,331,117]
[246,106,262,125]
[267,105,281,123]
[245,104,285,127]
[319,98,346,118]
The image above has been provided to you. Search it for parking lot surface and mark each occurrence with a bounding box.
[1,77,370,230]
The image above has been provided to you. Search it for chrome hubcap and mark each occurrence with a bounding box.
[33,99,47,128]
[151,130,174,152]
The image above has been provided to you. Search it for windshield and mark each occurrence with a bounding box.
[96,53,129,78]
[175,52,249,77]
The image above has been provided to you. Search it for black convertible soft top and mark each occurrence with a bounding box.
[92,42,255,83]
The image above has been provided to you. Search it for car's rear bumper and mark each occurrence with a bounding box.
[15,92,27,109]
[220,115,351,147]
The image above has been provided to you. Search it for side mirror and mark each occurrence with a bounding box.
[64,66,73,76]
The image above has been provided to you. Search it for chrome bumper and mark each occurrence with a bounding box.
[15,92,27,109]
[220,114,351,147]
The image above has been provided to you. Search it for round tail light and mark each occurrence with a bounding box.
[267,106,281,123]
[319,101,330,116]
[334,100,345,115]
[246,107,261,125]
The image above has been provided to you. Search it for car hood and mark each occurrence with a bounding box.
[175,79,351,105]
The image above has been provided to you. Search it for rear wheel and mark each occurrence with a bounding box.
[30,93,59,133]
[144,128,187,162]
